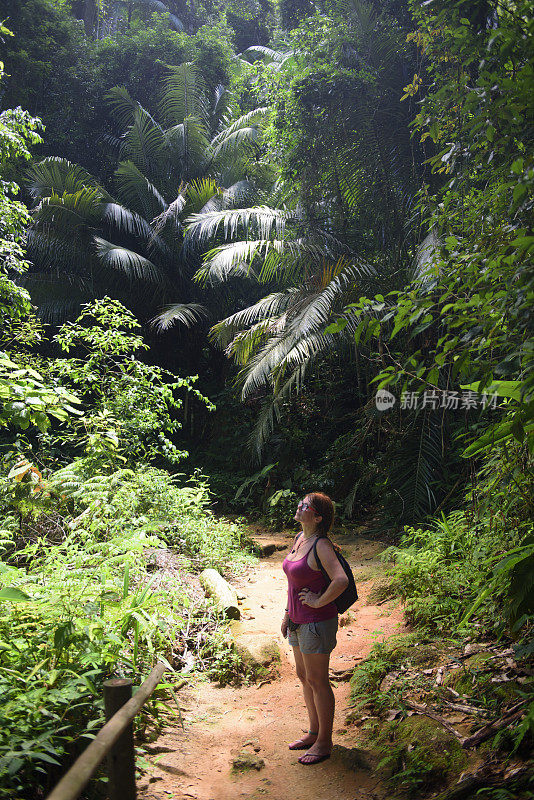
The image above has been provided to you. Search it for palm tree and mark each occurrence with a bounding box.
[178,1,446,525]
[182,204,381,456]
[25,64,270,344]
[180,0,423,449]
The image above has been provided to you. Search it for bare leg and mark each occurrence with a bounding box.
[290,646,319,748]
[298,651,334,762]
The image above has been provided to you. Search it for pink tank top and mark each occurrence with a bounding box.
[282,541,337,624]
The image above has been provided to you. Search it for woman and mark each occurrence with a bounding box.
[282,492,348,765]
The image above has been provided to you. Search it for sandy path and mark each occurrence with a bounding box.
[138,532,405,800]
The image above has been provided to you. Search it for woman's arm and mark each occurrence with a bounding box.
[299,539,348,609]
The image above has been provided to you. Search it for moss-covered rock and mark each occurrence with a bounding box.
[234,635,281,681]
[370,716,467,794]
[232,751,265,771]
[350,633,444,704]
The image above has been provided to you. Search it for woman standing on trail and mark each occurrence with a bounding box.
[282,492,348,765]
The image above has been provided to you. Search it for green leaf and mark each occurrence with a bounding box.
[0,587,31,602]
[460,380,521,401]
[513,184,526,203]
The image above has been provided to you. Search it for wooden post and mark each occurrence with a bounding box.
[104,678,136,800]
[46,663,166,800]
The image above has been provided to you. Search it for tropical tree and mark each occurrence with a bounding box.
[182,1,425,461]
[25,63,270,358]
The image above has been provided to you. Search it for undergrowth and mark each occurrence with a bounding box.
[0,461,255,799]
[349,441,534,797]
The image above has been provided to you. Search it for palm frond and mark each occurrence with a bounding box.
[26,229,95,274]
[26,158,107,200]
[210,107,269,160]
[247,365,308,463]
[139,0,183,29]
[224,318,279,365]
[114,160,167,219]
[103,202,154,240]
[182,116,211,179]
[185,206,292,246]
[150,302,208,331]
[105,85,140,130]
[211,126,261,161]
[194,240,263,284]
[122,106,167,175]
[184,177,222,215]
[222,180,260,208]
[159,63,207,127]
[211,83,232,131]
[275,330,333,372]
[409,229,440,286]
[23,272,95,323]
[165,116,211,179]
[210,291,293,346]
[248,393,282,464]
[336,148,367,211]
[151,189,187,237]
[286,258,373,336]
[94,237,165,283]
[33,189,104,232]
[386,410,444,523]
[239,46,287,64]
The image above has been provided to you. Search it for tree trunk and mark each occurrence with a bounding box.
[199,569,240,619]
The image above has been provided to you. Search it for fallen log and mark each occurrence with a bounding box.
[329,668,355,681]
[443,700,489,716]
[461,700,527,749]
[199,568,240,619]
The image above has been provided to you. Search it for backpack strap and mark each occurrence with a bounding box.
[313,536,331,583]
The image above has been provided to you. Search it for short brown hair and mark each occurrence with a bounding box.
[307,492,335,537]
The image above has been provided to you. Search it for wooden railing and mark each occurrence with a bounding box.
[46,662,167,800]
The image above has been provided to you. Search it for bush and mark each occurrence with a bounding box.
[381,507,529,633]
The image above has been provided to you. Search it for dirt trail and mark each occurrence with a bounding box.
[138,532,405,800]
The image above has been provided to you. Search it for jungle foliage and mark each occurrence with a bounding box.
[0,0,533,795]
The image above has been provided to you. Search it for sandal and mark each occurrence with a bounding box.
[298,752,331,765]
[288,731,318,750]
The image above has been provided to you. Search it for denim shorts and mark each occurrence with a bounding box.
[287,616,338,654]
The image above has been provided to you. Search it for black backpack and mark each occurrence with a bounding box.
[313,537,358,614]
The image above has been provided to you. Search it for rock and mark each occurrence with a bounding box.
[242,738,261,752]
[256,542,277,557]
[232,751,265,771]
[379,671,399,692]
[336,745,372,771]
[276,543,288,550]
[156,761,189,777]
[235,635,281,678]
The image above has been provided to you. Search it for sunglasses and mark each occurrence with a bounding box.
[297,501,318,513]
